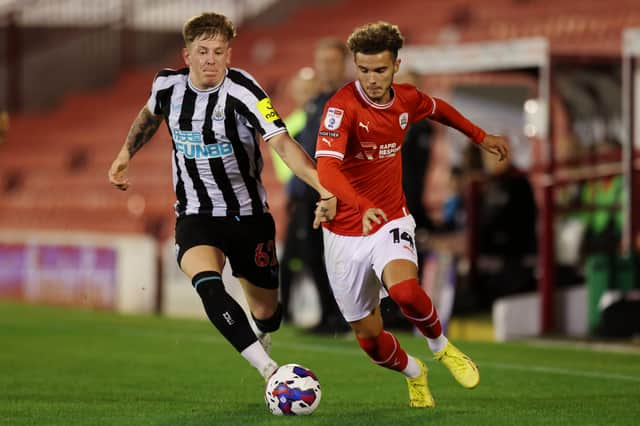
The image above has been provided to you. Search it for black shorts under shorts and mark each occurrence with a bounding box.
[175,213,279,289]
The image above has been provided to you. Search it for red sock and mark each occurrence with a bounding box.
[356,330,408,372]
[388,278,442,338]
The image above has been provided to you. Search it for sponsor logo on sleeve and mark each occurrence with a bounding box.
[319,130,340,138]
[324,107,344,130]
[399,112,408,129]
[257,98,280,122]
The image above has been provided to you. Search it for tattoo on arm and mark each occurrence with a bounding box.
[126,107,163,157]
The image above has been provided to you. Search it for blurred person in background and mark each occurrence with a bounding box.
[0,110,9,145]
[419,166,467,332]
[435,145,484,315]
[553,131,588,287]
[280,38,350,334]
[108,12,334,383]
[579,139,630,334]
[314,22,509,408]
[475,136,537,310]
[270,66,318,184]
[580,140,624,262]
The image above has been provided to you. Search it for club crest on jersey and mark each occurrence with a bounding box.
[213,104,225,121]
[324,107,344,130]
[399,112,409,130]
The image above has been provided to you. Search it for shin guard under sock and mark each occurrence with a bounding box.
[389,278,443,338]
[192,271,257,352]
[356,330,408,372]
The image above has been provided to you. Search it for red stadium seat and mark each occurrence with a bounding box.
[1,0,638,242]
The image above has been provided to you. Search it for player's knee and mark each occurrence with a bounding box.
[192,271,225,299]
[250,300,277,319]
[388,278,422,306]
[252,302,283,333]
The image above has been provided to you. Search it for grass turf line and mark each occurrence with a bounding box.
[1,300,639,425]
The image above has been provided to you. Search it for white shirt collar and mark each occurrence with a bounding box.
[355,80,395,109]
[187,68,228,93]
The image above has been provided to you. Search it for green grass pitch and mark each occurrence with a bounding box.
[1,300,639,425]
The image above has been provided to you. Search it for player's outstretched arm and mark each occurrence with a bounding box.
[268,132,334,202]
[108,106,163,191]
[427,98,510,162]
[477,134,509,161]
[313,195,337,229]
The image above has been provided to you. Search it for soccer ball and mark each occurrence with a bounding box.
[264,363,322,416]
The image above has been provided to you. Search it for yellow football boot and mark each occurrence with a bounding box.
[406,358,435,408]
[434,341,480,389]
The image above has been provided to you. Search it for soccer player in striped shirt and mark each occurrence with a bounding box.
[314,22,509,407]
[108,13,334,382]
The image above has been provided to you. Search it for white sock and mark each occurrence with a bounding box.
[402,355,422,378]
[240,341,278,379]
[426,334,448,354]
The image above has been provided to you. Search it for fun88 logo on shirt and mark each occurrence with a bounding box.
[172,128,234,159]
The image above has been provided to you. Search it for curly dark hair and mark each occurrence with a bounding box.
[347,22,404,59]
[182,12,236,45]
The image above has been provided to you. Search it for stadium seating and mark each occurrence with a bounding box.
[1,0,638,241]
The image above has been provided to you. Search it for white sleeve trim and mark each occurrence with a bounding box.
[428,96,437,116]
[315,150,344,160]
[263,127,288,142]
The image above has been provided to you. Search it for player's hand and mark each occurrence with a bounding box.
[479,134,509,161]
[362,207,387,235]
[108,154,130,191]
[313,196,337,229]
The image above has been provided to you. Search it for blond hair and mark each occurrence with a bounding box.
[182,12,236,45]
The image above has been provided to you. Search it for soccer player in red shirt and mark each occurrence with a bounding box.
[314,22,509,408]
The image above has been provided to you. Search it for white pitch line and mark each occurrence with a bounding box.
[523,339,640,356]
[478,361,640,383]
[121,329,640,383]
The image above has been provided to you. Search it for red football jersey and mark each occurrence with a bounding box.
[316,80,485,236]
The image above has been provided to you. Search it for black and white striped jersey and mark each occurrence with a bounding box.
[146,67,287,217]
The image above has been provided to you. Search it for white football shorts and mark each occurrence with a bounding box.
[322,214,418,322]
